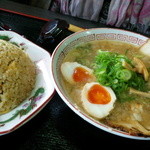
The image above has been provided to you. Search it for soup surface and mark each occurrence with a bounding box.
[60,40,150,136]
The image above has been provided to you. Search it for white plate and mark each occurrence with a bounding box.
[0,31,55,135]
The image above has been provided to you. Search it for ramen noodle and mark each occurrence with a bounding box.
[60,40,150,136]
[0,39,36,114]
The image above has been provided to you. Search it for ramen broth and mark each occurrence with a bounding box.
[60,40,150,136]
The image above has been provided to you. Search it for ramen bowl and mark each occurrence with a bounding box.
[51,28,150,140]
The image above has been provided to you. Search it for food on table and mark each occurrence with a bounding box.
[0,39,36,114]
[60,40,150,136]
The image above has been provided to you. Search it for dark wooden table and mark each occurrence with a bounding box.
[0,1,150,149]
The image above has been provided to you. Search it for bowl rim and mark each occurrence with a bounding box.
[51,28,150,140]
[52,27,149,57]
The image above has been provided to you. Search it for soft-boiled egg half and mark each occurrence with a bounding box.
[81,82,116,119]
[61,62,95,84]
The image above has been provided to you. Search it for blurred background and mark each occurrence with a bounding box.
[5,0,150,36]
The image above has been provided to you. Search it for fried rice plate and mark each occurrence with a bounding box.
[0,39,36,114]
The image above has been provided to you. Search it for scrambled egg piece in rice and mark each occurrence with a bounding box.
[0,39,36,114]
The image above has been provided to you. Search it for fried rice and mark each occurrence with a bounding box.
[0,39,36,114]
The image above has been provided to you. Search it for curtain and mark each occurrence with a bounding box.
[69,0,104,21]
[49,0,150,35]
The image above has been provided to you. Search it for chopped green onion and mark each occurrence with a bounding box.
[116,69,132,81]
[93,50,146,102]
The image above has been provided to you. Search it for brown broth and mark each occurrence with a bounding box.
[60,40,150,136]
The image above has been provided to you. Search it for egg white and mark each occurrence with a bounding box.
[81,82,116,119]
[61,62,94,84]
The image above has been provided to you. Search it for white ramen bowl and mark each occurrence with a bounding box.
[51,28,150,140]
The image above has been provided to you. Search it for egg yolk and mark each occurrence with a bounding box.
[88,84,111,104]
[73,67,91,83]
